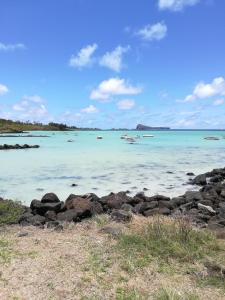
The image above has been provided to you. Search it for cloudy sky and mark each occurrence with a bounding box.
[0,0,225,129]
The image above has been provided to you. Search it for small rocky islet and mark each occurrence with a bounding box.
[0,144,40,150]
[1,166,224,230]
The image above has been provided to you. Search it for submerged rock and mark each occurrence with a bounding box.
[41,193,60,203]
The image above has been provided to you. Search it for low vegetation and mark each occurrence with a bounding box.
[117,216,220,268]
[0,118,101,132]
[0,118,76,132]
[0,238,12,263]
[0,199,25,225]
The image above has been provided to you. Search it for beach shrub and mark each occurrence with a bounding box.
[117,216,220,270]
[0,199,25,225]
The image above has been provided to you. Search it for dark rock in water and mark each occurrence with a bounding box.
[134,201,158,214]
[111,209,132,222]
[148,195,170,202]
[71,183,78,187]
[170,197,186,207]
[36,188,44,192]
[128,195,143,206]
[0,144,40,150]
[19,212,34,224]
[135,192,147,201]
[186,172,195,176]
[41,193,60,203]
[45,210,57,221]
[199,200,214,207]
[91,201,103,215]
[179,201,196,212]
[184,191,203,202]
[219,202,225,212]
[220,189,225,198]
[84,193,100,202]
[20,214,46,226]
[100,192,132,210]
[121,203,133,211]
[158,200,174,210]
[210,175,223,183]
[144,207,171,217]
[64,197,92,220]
[30,200,62,215]
[57,209,78,222]
[191,174,207,186]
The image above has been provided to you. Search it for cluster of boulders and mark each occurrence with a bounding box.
[2,167,225,230]
[0,144,40,150]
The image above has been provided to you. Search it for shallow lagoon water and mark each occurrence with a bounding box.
[0,130,225,205]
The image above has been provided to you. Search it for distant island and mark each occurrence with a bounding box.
[136,124,170,130]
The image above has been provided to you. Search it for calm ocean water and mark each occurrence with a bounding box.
[1,130,225,205]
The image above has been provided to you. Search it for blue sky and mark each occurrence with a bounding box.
[0,0,225,129]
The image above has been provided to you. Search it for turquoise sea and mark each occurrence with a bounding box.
[1,130,225,205]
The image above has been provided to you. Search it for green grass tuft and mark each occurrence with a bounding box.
[0,238,12,263]
[117,216,221,271]
[116,287,143,300]
[197,276,225,291]
[0,199,25,225]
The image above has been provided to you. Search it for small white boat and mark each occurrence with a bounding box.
[143,134,154,138]
[97,136,103,139]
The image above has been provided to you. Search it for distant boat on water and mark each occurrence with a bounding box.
[143,134,154,138]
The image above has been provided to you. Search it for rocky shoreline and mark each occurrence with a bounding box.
[1,167,225,230]
[0,144,40,150]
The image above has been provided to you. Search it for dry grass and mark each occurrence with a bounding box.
[0,215,224,300]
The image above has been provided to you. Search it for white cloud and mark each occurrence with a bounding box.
[99,46,130,72]
[69,44,98,69]
[117,99,135,110]
[11,95,49,121]
[0,84,9,96]
[213,99,224,106]
[81,105,99,113]
[158,0,200,11]
[183,77,225,102]
[90,77,143,102]
[0,43,26,51]
[136,22,167,41]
